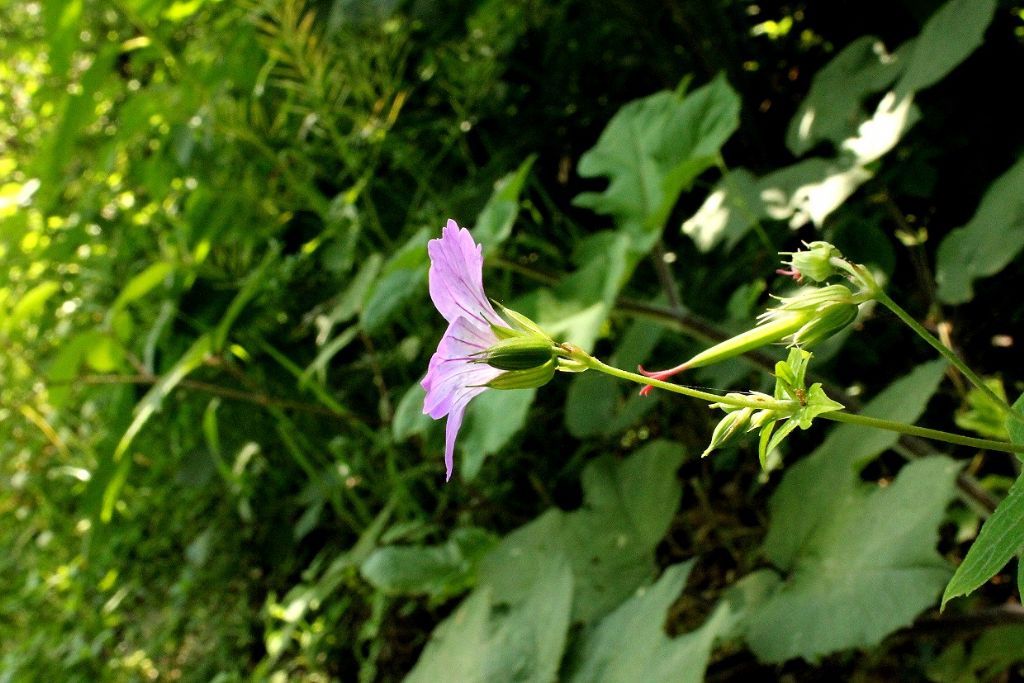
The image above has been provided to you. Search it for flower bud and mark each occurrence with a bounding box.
[782,241,844,282]
[486,358,557,390]
[758,284,859,348]
[788,301,858,347]
[481,336,559,371]
[702,407,755,457]
[770,284,857,312]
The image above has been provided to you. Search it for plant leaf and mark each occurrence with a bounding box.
[943,472,1024,608]
[894,0,996,95]
[935,156,1024,304]
[574,75,739,253]
[404,549,573,683]
[748,456,960,662]
[478,440,686,623]
[565,561,728,683]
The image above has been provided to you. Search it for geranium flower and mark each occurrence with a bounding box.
[421,220,558,480]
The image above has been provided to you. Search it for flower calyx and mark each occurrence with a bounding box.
[780,241,845,283]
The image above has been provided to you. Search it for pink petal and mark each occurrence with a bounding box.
[428,219,502,328]
[422,317,501,418]
[444,401,469,481]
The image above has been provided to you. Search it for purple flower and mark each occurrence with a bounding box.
[421,220,507,481]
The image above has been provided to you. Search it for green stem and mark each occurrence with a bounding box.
[575,350,795,412]
[577,348,1024,455]
[820,411,1024,455]
[873,289,1009,413]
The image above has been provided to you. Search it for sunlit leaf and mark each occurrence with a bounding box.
[786,36,907,156]
[109,261,175,314]
[574,75,740,253]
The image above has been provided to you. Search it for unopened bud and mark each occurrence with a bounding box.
[703,407,755,457]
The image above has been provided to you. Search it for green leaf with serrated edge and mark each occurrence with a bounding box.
[404,549,573,683]
[748,456,960,663]
[936,157,1024,304]
[574,75,739,253]
[564,561,732,683]
[894,0,996,95]
[943,472,1024,609]
[478,441,685,623]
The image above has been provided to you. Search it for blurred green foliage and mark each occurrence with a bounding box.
[2,0,1024,680]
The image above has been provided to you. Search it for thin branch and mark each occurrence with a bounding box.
[58,373,356,423]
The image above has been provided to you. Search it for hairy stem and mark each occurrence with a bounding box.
[581,350,1024,455]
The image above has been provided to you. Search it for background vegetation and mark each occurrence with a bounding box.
[2,0,1024,680]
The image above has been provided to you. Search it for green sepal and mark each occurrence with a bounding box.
[764,418,799,461]
[480,336,558,371]
[491,300,551,339]
[486,359,557,390]
[490,324,524,340]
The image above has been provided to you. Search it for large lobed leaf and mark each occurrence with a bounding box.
[479,440,686,623]
[574,75,740,254]
[564,561,725,683]
[404,441,686,681]
[748,456,960,662]
[745,361,958,662]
